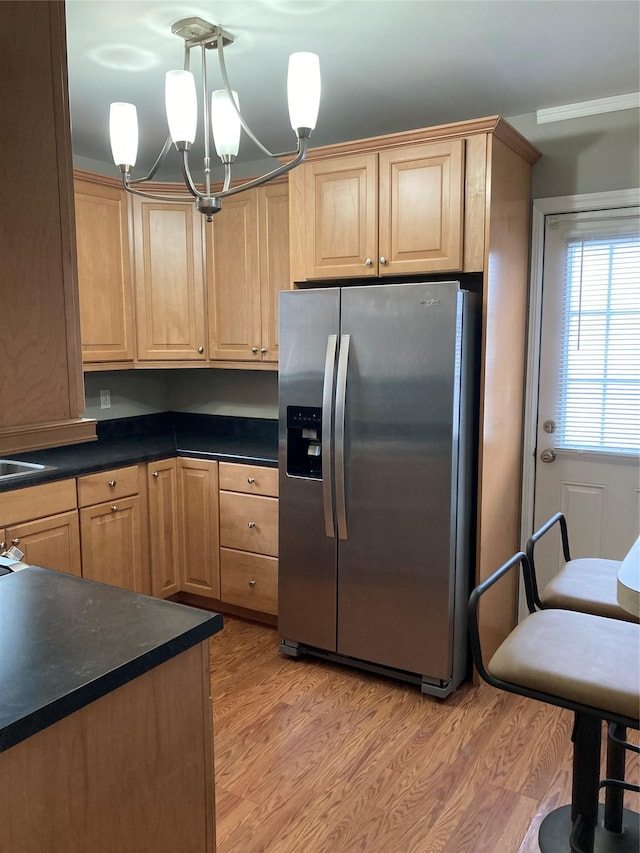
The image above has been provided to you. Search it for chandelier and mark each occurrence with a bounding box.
[108,17,321,221]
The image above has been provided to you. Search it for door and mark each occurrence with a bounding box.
[338,281,466,678]
[148,459,180,598]
[278,288,340,650]
[132,197,207,360]
[206,192,261,361]
[301,154,378,279]
[258,182,290,362]
[80,496,147,592]
[533,208,640,591]
[178,458,220,598]
[378,140,465,275]
[6,512,81,576]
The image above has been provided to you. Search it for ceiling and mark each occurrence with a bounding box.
[65,0,640,181]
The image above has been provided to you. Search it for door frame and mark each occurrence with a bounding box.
[519,187,640,618]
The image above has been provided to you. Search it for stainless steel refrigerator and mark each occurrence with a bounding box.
[278,281,479,697]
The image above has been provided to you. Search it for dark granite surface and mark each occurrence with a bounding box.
[0,566,223,753]
[0,413,278,493]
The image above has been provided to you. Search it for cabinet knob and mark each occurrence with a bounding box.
[364,257,373,266]
[152,471,159,478]
[249,579,256,587]
[109,480,116,488]
[248,521,256,528]
[111,505,119,512]
[261,347,268,354]
[0,542,5,551]
[379,256,387,265]
[11,538,20,546]
[247,477,255,484]
[198,346,204,354]
[251,346,259,354]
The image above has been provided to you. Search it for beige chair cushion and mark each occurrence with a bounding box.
[488,609,640,721]
[542,558,639,624]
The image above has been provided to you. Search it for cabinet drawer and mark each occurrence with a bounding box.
[219,492,278,557]
[220,548,278,615]
[77,465,141,507]
[218,462,278,497]
[0,479,77,527]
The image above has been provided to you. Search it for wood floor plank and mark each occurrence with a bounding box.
[209,616,639,853]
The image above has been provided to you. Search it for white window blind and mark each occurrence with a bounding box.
[553,210,640,453]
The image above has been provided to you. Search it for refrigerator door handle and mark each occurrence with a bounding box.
[322,334,338,537]
[335,334,350,540]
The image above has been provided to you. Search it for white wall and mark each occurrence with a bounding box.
[506,107,640,199]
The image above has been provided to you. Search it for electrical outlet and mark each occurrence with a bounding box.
[100,389,111,409]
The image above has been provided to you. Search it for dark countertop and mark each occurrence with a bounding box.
[0,412,278,493]
[0,566,223,753]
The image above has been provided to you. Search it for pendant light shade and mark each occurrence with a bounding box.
[165,70,197,144]
[211,90,241,158]
[109,102,138,167]
[287,52,321,132]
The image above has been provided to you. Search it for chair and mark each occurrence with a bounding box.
[469,551,640,853]
[525,512,638,624]
[526,513,640,834]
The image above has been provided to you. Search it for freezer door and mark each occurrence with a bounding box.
[337,281,468,679]
[278,288,340,651]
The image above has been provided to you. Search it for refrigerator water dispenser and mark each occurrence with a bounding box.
[286,406,323,479]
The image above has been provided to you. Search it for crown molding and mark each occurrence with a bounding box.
[536,92,640,124]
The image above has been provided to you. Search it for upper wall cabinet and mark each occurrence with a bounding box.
[290,139,465,281]
[207,181,289,363]
[74,172,134,363]
[0,2,94,454]
[131,194,207,361]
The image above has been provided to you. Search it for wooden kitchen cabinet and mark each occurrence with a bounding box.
[177,458,220,598]
[290,139,464,280]
[147,459,180,598]
[74,172,134,363]
[78,465,149,593]
[131,194,207,361]
[207,181,289,363]
[219,462,278,615]
[0,2,94,454]
[0,479,80,576]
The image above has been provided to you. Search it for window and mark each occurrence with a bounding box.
[556,213,640,453]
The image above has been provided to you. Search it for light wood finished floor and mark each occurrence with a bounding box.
[209,616,639,853]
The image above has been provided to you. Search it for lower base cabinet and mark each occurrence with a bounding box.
[77,465,149,594]
[178,457,221,599]
[0,480,81,577]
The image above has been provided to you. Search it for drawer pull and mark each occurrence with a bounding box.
[247,477,255,484]
[11,538,20,546]
[152,471,159,478]
[248,521,256,528]
[111,505,119,512]
[249,580,256,587]
[109,480,116,488]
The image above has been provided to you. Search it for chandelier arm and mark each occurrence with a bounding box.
[216,31,278,160]
[120,177,196,204]
[181,149,204,198]
[215,136,309,200]
[128,135,174,185]
[222,162,232,192]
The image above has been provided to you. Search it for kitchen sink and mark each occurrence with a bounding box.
[0,460,56,479]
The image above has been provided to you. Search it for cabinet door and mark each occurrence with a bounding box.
[206,192,261,361]
[258,183,290,362]
[74,177,134,362]
[178,458,220,598]
[80,496,148,593]
[6,511,81,576]
[378,140,465,275]
[301,154,378,279]
[147,459,180,598]
[132,197,207,360]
